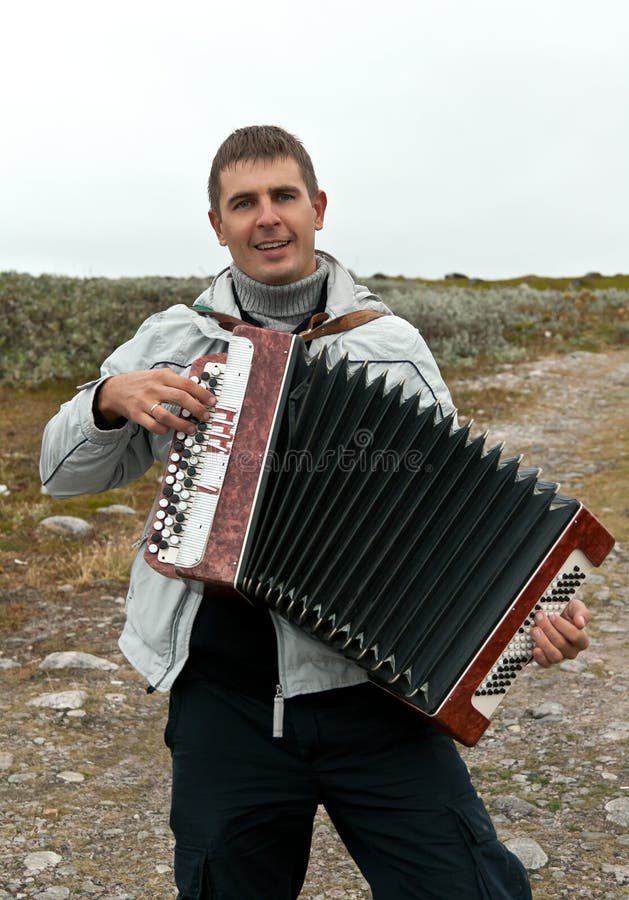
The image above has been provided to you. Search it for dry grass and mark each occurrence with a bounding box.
[0,382,160,618]
[22,539,137,590]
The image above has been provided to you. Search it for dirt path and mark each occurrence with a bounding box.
[1,349,628,899]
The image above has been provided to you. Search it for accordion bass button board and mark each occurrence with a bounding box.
[146,324,615,746]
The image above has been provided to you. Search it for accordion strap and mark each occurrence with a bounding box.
[194,307,246,331]
[195,306,387,342]
[297,309,386,342]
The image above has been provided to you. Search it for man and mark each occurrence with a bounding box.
[40,126,590,899]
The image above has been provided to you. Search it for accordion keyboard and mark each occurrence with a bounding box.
[147,361,226,564]
[147,336,254,567]
[471,548,590,717]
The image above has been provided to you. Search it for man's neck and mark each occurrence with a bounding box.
[230,256,329,332]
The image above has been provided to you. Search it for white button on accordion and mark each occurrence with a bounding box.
[145,324,615,746]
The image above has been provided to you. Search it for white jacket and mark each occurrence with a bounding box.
[40,252,456,696]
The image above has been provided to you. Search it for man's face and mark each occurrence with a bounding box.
[209,157,327,285]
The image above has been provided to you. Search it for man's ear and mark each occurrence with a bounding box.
[209,209,227,246]
[313,191,327,231]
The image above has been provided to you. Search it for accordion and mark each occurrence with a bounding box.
[145,324,614,746]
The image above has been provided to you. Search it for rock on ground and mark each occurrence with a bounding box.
[38,516,93,538]
[40,651,119,672]
[505,837,549,870]
[28,690,88,710]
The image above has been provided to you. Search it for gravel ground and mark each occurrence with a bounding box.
[1,348,627,899]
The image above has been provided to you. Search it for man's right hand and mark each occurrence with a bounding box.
[97,370,216,436]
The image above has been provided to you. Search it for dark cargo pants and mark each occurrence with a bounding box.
[165,679,531,899]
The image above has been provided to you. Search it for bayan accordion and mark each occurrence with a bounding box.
[145,324,614,746]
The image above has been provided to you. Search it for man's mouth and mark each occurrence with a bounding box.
[255,240,290,251]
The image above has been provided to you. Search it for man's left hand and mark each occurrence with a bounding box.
[531,598,591,668]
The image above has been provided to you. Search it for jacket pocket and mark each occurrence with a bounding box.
[448,793,532,900]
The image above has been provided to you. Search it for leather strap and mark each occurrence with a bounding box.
[195,305,386,341]
[298,309,386,342]
[194,306,244,332]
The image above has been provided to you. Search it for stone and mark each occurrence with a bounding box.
[38,516,92,538]
[29,690,88,710]
[56,771,85,783]
[530,701,565,719]
[597,622,626,633]
[559,657,588,673]
[33,889,70,899]
[0,751,13,770]
[600,721,629,742]
[96,504,137,516]
[0,658,19,670]
[606,797,629,827]
[492,796,537,818]
[24,850,62,873]
[40,651,118,672]
[0,484,10,496]
[601,864,629,885]
[505,837,548,870]
[57,866,78,876]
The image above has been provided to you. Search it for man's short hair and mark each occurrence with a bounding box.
[208,125,319,217]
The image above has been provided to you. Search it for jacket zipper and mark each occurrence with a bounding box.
[273,684,285,738]
[270,613,287,738]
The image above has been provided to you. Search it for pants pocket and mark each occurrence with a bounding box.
[449,793,532,900]
[174,843,212,899]
[164,688,182,751]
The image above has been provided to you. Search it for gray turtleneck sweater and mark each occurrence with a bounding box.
[230,256,330,332]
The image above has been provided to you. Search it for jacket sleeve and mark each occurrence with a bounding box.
[40,312,173,499]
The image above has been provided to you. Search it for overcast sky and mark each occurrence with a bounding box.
[2,0,627,280]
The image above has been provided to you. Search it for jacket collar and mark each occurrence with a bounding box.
[192,250,380,321]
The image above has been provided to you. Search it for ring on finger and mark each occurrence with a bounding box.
[149,402,162,417]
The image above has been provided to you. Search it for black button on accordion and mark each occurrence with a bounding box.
[145,324,615,745]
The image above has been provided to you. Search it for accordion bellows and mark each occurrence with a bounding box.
[146,325,614,745]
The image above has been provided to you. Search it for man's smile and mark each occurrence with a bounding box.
[255,240,291,250]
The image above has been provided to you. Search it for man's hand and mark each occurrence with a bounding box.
[97,370,216,436]
[531,598,591,668]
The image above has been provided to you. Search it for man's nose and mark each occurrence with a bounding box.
[256,199,281,227]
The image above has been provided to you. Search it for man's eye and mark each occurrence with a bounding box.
[234,199,252,210]
[277,193,294,202]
